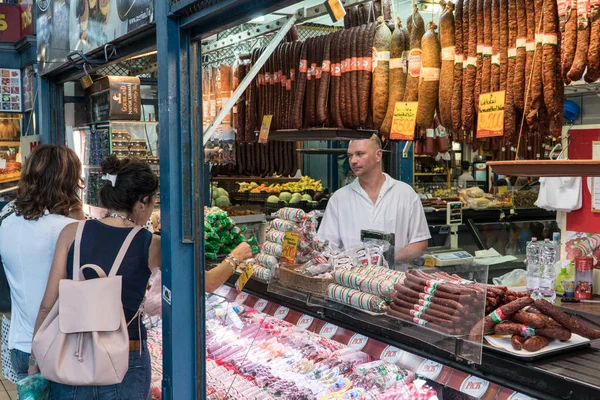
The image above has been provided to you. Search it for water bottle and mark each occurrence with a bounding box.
[526,238,541,298]
[539,239,557,302]
[552,232,561,262]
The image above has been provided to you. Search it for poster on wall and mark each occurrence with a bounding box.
[0,69,21,113]
[22,66,34,112]
[37,0,154,75]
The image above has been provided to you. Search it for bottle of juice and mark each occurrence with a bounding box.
[556,265,571,296]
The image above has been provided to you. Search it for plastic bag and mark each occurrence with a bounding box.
[16,373,50,400]
[492,268,527,287]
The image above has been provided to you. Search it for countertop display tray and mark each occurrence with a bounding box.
[484,333,591,361]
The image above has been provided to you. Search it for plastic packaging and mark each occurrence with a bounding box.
[16,373,50,400]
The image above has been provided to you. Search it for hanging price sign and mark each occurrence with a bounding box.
[258,115,273,143]
[476,91,505,138]
[280,232,300,264]
[390,102,418,141]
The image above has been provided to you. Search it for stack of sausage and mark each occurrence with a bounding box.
[449,0,564,161]
[204,59,300,178]
[344,0,393,30]
[469,298,600,352]
[561,0,600,85]
[387,270,489,336]
[484,285,530,314]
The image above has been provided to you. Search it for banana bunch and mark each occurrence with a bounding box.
[237,182,260,193]
[236,176,324,194]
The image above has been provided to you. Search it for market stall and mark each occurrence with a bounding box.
[189,0,600,398]
[32,0,600,397]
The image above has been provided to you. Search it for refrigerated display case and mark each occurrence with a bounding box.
[212,272,600,400]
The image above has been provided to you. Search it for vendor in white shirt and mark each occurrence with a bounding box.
[317,135,431,265]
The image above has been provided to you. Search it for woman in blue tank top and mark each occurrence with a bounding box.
[30,155,161,400]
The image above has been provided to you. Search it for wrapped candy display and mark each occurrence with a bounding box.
[332,266,403,300]
[205,299,438,400]
[327,284,388,314]
[204,206,259,260]
[255,208,321,271]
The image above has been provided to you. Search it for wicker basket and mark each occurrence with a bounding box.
[278,264,332,296]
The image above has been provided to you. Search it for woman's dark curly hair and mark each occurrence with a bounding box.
[99,155,159,214]
[15,144,83,220]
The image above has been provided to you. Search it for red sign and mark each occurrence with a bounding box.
[19,1,34,38]
[0,5,21,42]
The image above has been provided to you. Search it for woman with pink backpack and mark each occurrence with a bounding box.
[29,155,160,399]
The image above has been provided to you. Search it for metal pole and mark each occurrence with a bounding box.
[202,14,297,146]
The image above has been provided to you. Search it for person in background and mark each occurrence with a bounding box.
[318,134,430,266]
[458,161,475,189]
[0,145,84,382]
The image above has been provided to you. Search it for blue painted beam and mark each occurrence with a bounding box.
[156,3,198,399]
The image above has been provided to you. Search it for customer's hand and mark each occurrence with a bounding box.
[28,365,39,376]
[230,242,253,262]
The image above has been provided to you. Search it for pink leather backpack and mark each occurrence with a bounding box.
[33,220,142,385]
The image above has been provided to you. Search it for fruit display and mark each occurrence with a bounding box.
[205,296,439,399]
[204,206,258,260]
[238,176,324,194]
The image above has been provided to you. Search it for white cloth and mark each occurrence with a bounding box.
[458,172,475,188]
[535,177,582,212]
[317,173,431,252]
[0,206,75,353]
[1,314,17,383]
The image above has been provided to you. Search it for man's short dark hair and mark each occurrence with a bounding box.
[461,161,471,171]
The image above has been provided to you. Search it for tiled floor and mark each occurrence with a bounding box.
[0,331,17,400]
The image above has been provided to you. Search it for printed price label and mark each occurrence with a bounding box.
[390,101,418,141]
[280,231,300,264]
[258,115,273,143]
[235,265,254,292]
[476,91,505,138]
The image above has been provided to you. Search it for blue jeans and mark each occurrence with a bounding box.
[49,341,151,400]
[10,348,29,382]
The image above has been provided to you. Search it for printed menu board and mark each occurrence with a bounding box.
[0,69,21,112]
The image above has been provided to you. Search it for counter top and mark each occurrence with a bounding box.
[224,276,600,400]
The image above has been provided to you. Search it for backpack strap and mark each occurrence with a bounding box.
[72,221,87,282]
[108,226,143,277]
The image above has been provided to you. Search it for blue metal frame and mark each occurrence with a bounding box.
[156,2,200,398]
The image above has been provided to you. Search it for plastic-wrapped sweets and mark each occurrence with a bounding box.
[327,284,388,313]
[252,265,272,282]
[271,218,300,232]
[256,253,278,270]
[332,269,402,298]
[265,229,286,244]
[272,207,307,222]
[262,241,283,258]
[350,360,414,393]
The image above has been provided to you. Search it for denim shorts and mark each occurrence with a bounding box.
[50,341,151,400]
[9,348,29,382]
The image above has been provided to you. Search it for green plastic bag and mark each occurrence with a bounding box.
[16,373,50,400]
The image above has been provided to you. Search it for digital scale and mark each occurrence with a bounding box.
[424,202,474,267]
